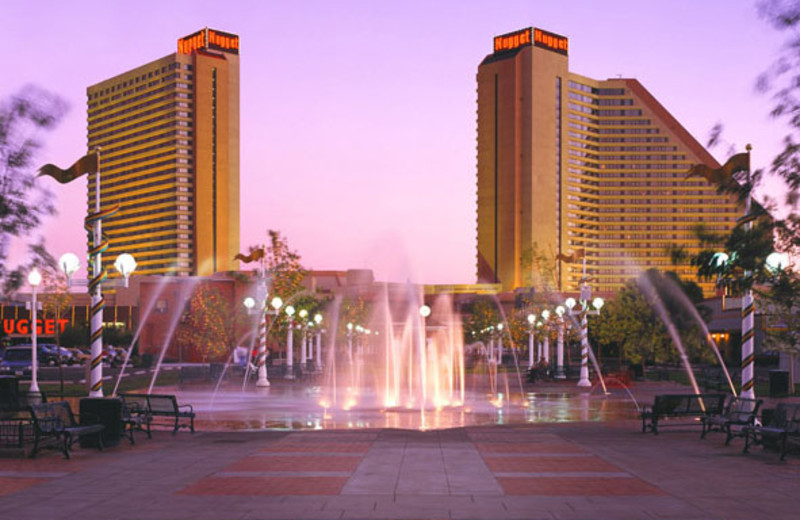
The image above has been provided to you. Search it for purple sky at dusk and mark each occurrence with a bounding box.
[0,0,791,285]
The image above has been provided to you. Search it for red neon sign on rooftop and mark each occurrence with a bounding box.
[178,28,239,55]
[493,27,568,56]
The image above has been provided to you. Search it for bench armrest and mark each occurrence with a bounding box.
[178,403,193,413]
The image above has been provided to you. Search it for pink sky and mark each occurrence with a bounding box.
[0,0,791,284]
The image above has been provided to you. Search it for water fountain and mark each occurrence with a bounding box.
[122,279,642,431]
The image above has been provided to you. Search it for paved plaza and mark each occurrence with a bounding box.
[0,397,798,520]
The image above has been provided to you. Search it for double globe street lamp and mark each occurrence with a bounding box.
[565,295,604,387]
[243,294,283,387]
[59,251,137,397]
[710,250,791,398]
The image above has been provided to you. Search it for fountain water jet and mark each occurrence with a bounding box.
[112,277,170,395]
[148,277,202,394]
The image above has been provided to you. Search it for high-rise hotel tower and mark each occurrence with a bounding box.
[476,27,740,294]
[87,28,240,277]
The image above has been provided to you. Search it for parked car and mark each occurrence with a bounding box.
[66,347,91,365]
[103,346,126,367]
[0,346,34,374]
[38,344,77,366]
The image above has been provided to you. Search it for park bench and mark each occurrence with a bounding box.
[29,402,105,459]
[700,396,762,445]
[641,393,726,435]
[119,393,195,434]
[119,394,152,444]
[743,402,800,461]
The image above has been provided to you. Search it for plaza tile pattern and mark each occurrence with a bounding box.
[179,475,350,496]
[2,401,799,519]
[226,454,363,472]
[496,475,666,496]
[0,477,49,496]
[483,455,620,473]
[180,432,371,497]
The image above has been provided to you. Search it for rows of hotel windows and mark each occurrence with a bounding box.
[88,82,185,122]
[88,63,190,103]
[105,202,191,224]
[101,149,192,176]
[89,167,189,197]
[567,81,625,96]
[105,240,190,256]
[100,131,189,160]
[90,101,188,134]
[88,81,191,117]
[569,122,661,135]
[102,191,193,213]
[569,103,642,118]
[566,169,704,179]
[102,214,190,234]
[90,112,191,146]
[89,92,191,131]
[107,223,192,242]
[102,137,190,165]
[91,120,192,150]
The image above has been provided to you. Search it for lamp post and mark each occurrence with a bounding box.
[554,305,566,379]
[419,304,431,408]
[314,313,323,371]
[527,313,536,369]
[496,323,504,365]
[565,295,604,387]
[711,250,789,400]
[59,251,136,397]
[541,310,551,365]
[298,309,309,372]
[244,295,282,387]
[346,322,354,364]
[285,305,295,379]
[28,268,42,396]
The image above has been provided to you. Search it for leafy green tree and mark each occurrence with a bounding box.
[176,285,247,363]
[264,229,307,300]
[0,87,67,296]
[592,270,712,371]
[462,299,501,345]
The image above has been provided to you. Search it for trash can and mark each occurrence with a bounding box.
[80,397,123,448]
[769,370,790,397]
[0,376,20,409]
[140,353,153,368]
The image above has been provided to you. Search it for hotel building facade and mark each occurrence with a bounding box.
[86,28,240,277]
[476,27,740,294]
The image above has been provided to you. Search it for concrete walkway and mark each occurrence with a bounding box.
[0,417,798,519]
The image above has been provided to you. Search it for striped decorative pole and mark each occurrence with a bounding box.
[256,253,270,387]
[577,308,591,387]
[85,151,119,397]
[741,144,755,399]
[256,297,270,387]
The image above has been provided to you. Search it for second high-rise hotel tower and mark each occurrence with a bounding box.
[476,27,740,294]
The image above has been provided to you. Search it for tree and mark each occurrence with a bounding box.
[462,299,501,345]
[592,270,712,371]
[175,285,246,363]
[0,86,67,296]
[263,229,307,300]
[241,230,310,345]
